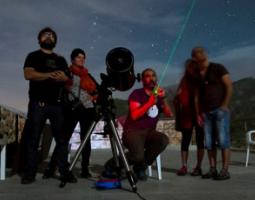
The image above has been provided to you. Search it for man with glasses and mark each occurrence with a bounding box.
[21,27,76,184]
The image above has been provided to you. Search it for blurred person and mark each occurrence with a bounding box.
[174,59,204,176]
[191,47,232,180]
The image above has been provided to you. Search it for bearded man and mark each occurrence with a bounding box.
[123,68,172,181]
[21,27,76,184]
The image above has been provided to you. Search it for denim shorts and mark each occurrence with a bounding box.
[204,108,230,150]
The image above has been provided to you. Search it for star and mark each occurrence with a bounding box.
[225,12,236,17]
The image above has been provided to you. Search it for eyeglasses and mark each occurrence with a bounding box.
[42,32,54,37]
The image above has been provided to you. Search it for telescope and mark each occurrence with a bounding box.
[101,47,138,91]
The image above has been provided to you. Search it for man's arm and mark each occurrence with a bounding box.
[24,67,52,81]
[129,95,156,120]
[221,74,233,110]
[24,68,68,82]
[157,87,172,117]
[194,88,203,126]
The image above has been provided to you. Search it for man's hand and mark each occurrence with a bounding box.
[148,94,157,107]
[196,115,204,127]
[155,87,173,118]
[50,71,68,82]
[220,74,232,112]
[156,87,166,98]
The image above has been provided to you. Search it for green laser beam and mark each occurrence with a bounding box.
[157,0,197,88]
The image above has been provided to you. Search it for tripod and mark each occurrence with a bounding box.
[59,97,137,192]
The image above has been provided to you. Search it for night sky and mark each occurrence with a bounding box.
[0,0,255,112]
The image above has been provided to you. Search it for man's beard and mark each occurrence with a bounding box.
[40,41,56,50]
[145,80,156,90]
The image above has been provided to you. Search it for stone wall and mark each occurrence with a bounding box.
[156,119,182,145]
[0,105,26,144]
[70,119,182,150]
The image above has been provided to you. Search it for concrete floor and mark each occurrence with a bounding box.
[0,147,255,200]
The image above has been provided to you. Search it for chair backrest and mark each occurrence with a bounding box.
[247,130,255,144]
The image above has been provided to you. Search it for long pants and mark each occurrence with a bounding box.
[122,128,169,170]
[22,100,69,178]
[48,107,95,173]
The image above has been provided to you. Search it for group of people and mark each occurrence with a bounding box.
[175,47,232,180]
[21,27,98,184]
[20,26,232,185]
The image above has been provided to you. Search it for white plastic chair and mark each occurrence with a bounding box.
[245,130,255,167]
[148,155,162,180]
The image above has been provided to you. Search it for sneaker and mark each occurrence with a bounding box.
[42,168,55,179]
[202,167,218,179]
[21,176,35,184]
[214,169,230,180]
[60,172,77,183]
[191,167,202,176]
[176,166,188,176]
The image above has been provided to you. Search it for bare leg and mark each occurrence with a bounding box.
[181,151,188,167]
[222,149,230,170]
[208,148,217,168]
[196,148,204,168]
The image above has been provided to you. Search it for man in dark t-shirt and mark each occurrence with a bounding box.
[192,47,233,180]
[21,27,76,184]
[123,68,172,181]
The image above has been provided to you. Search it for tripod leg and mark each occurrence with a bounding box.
[109,120,137,192]
[109,136,120,170]
[69,121,98,170]
[59,120,98,188]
